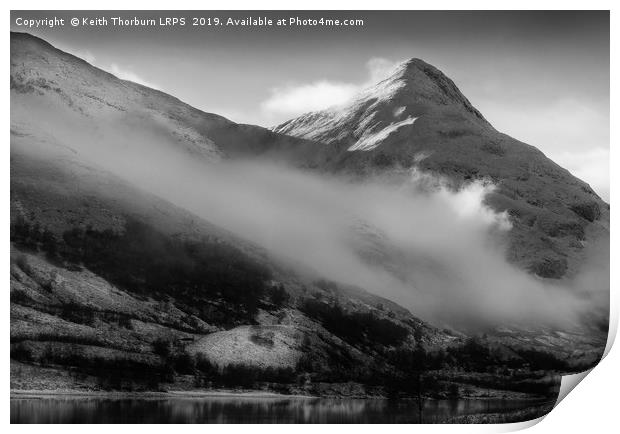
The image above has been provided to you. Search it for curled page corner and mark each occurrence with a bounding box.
[555,369,593,407]
[493,368,598,432]
[554,318,615,409]
[494,368,598,433]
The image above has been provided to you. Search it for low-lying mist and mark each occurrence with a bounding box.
[12,100,609,330]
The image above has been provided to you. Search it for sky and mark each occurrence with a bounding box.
[11,10,610,200]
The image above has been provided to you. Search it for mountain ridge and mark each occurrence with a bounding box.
[10,31,325,164]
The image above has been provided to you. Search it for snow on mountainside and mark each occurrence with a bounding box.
[273,58,609,280]
[274,58,490,148]
[274,63,412,145]
[11,33,225,161]
[349,116,418,151]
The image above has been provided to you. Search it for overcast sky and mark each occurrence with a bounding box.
[11,11,610,200]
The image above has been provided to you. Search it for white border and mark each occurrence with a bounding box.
[3,2,616,433]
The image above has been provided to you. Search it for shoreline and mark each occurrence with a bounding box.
[10,389,550,404]
[10,389,317,400]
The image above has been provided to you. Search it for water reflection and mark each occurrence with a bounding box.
[11,396,544,424]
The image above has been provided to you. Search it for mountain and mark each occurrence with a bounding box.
[274,59,609,279]
[10,32,606,401]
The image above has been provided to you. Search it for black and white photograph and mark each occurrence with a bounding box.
[8,7,613,425]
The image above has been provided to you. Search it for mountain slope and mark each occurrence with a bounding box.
[273,59,609,279]
[10,31,322,163]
